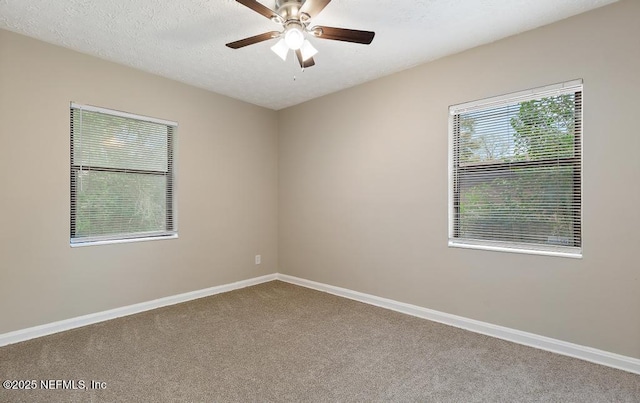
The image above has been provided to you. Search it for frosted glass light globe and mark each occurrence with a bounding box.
[284,27,305,50]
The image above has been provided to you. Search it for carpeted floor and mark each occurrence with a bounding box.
[0,280,638,402]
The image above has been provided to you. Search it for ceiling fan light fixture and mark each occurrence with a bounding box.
[226,0,376,69]
[271,38,289,61]
[300,39,318,61]
[284,25,305,50]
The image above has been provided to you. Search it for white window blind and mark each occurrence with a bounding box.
[70,103,177,245]
[448,80,582,257]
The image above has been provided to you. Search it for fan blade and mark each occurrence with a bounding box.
[226,31,280,49]
[235,0,281,22]
[313,26,375,44]
[296,50,315,68]
[299,0,331,18]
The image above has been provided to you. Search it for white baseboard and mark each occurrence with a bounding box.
[0,273,277,348]
[276,274,640,375]
[2,272,638,376]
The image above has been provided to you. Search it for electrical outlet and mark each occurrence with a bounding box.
[255,255,261,265]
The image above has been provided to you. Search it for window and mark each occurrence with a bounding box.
[70,103,177,245]
[448,80,582,257]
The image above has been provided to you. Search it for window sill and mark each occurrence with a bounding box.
[70,234,178,248]
[448,240,582,259]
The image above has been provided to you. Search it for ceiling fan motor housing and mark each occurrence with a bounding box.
[276,0,306,22]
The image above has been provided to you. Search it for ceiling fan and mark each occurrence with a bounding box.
[226,0,375,69]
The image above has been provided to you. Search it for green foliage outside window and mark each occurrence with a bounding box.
[455,93,580,247]
[71,108,174,242]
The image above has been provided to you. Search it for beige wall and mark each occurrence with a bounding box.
[0,30,278,334]
[278,0,640,359]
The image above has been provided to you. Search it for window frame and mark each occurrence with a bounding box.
[448,80,583,258]
[70,103,178,247]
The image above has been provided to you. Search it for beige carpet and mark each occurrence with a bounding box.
[0,280,638,402]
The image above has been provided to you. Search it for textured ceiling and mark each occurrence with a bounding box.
[0,0,617,110]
